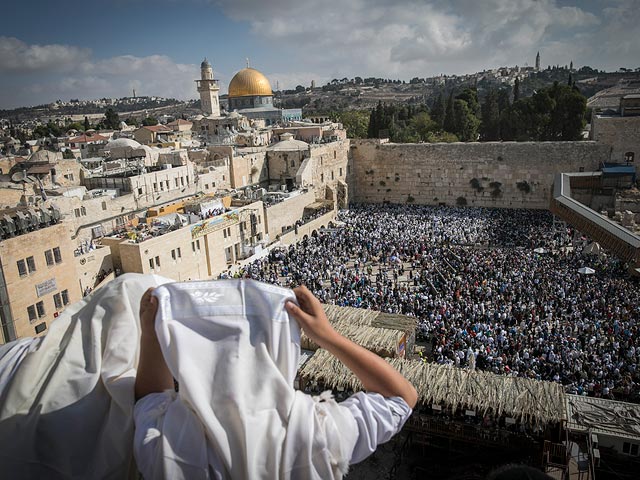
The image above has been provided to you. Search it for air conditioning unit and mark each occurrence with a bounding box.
[593,448,600,468]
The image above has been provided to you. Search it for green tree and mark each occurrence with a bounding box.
[424,131,459,143]
[443,90,456,133]
[142,116,158,126]
[66,121,85,132]
[103,108,120,129]
[455,88,480,116]
[431,92,446,129]
[453,99,480,141]
[336,110,370,139]
[513,78,521,102]
[409,112,437,141]
[480,89,500,141]
[84,116,90,131]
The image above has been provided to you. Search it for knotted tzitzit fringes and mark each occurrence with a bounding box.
[313,390,334,403]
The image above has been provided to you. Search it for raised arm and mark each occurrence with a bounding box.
[285,285,418,408]
[134,288,174,401]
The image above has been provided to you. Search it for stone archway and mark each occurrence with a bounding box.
[337,180,348,209]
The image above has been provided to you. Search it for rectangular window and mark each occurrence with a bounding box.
[149,259,154,270]
[102,201,107,210]
[61,289,69,306]
[175,178,179,187]
[35,322,47,334]
[153,182,158,191]
[320,173,324,183]
[138,187,143,195]
[45,249,54,266]
[339,167,343,176]
[36,301,45,318]
[155,256,161,268]
[81,206,86,216]
[53,247,62,264]
[223,229,227,238]
[75,208,81,218]
[27,305,37,323]
[631,444,639,456]
[177,247,181,258]
[17,260,27,277]
[196,239,200,251]
[623,442,631,454]
[171,249,176,260]
[192,242,196,253]
[54,293,63,310]
[26,256,36,273]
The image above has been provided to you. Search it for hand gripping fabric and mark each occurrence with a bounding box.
[152,280,358,480]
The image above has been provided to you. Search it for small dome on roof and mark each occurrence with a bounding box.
[106,138,142,149]
[201,58,211,69]
[267,133,309,152]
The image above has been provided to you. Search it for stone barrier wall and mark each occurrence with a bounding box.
[349,140,610,209]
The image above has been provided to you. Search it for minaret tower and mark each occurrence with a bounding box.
[196,58,220,116]
[535,51,540,71]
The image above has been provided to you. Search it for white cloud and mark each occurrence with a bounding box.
[213,0,616,78]
[0,36,91,73]
[0,44,200,108]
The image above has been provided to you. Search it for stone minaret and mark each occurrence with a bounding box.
[535,51,540,71]
[196,58,220,116]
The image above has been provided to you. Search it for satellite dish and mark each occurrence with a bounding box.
[11,171,27,182]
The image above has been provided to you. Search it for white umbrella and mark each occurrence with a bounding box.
[533,247,547,254]
[578,267,595,275]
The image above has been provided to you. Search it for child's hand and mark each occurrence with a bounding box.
[286,285,336,348]
[140,288,158,336]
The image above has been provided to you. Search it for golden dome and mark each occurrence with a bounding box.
[228,67,273,98]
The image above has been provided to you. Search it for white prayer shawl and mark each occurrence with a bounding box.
[0,273,173,480]
[151,280,358,480]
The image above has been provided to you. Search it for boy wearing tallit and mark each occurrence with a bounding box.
[134,280,418,479]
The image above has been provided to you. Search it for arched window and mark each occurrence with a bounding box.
[625,152,635,163]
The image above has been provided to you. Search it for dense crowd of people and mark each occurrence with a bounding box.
[231,204,640,401]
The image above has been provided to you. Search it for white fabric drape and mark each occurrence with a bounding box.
[0,273,172,480]
[148,279,359,479]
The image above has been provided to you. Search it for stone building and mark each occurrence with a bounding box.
[223,65,302,124]
[66,132,109,159]
[103,200,266,280]
[591,95,640,164]
[196,58,221,117]
[0,218,80,344]
[133,125,175,145]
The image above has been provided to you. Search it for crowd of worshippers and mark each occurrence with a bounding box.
[229,204,640,402]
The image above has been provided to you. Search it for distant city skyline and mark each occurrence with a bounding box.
[1,0,639,109]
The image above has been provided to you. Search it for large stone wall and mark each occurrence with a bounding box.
[591,114,640,164]
[349,140,610,209]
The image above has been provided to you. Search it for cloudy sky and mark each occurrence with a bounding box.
[1,0,638,109]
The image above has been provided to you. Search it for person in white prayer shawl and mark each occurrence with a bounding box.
[134,280,417,479]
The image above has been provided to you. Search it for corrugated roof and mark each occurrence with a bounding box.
[565,395,640,441]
